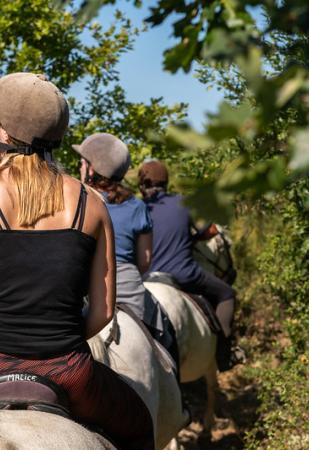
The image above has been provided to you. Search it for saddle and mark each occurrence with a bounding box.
[0,372,118,447]
[0,373,70,418]
[145,272,222,335]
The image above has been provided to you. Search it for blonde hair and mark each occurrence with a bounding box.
[0,152,64,227]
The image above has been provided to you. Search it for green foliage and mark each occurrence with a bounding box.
[0,0,135,90]
[146,0,259,73]
[95,0,261,72]
[51,2,309,219]
[244,357,309,450]
[89,1,309,223]
[0,0,186,175]
[230,179,308,448]
[54,0,142,24]
[258,184,308,349]
[61,84,186,175]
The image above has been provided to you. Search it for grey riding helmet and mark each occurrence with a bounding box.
[0,72,69,148]
[72,133,131,181]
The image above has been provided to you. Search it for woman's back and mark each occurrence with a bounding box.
[0,175,100,357]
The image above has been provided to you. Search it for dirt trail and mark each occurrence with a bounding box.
[175,365,259,450]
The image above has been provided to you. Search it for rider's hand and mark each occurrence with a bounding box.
[194,223,219,241]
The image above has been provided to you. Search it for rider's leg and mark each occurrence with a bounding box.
[72,357,155,450]
[216,297,235,338]
[180,269,236,336]
[215,297,236,371]
[179,270,239,371]
[146,317,180,383]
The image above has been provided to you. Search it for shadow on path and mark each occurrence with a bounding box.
[177,366,260,449]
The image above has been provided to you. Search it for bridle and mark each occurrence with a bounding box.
[194,231,235,283]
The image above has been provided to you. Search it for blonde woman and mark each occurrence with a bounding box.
[0,73,154,450]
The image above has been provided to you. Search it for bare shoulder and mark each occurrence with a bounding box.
[62,174,83,196]
[62,175,112,238]
[85,186,114,240]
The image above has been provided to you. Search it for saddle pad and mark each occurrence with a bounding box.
[145,275,222,335]
[183,293,222,335]
[116,304,176,373]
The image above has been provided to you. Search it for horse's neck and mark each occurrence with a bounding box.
[196,234,231,274]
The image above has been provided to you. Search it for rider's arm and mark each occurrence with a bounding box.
[136,232,152,275]
[85,195,116,339]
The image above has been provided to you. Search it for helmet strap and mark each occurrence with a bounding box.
[0,142,53,162]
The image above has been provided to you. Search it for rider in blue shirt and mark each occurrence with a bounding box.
[138,159,244,371]
[105,194,152,265]
[76,134,176,362]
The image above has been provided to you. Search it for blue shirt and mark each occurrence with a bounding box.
[104,194,152,264]
[145,192,203,284]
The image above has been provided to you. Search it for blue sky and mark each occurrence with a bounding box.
[72,0,224,130]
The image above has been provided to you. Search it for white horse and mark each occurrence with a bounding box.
[89,308,189,450]
[0,410,115,449]
[143,228,235,432]
[144,281,217,431]
[193,225,235,284]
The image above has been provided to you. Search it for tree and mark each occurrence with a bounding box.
[73,2,309,447]
[0,0,186,174]
[64,82,185,174]
[0,0,134,89]
[66,1,308,216]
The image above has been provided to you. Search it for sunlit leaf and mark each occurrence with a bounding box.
[289,129,309,172]
[166,126,211,152]
[276,70,306,108]
[207,100,256,141]
[183,179,234,223]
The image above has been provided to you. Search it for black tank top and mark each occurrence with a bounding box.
[0,184,96,358]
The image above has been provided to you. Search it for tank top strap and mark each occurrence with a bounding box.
[0,208,10,230]
[71,184,88,232]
